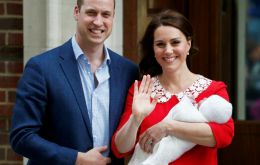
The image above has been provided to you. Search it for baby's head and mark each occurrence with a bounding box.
[199,95,232,123]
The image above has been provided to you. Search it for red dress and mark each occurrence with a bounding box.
[111,76,234,165]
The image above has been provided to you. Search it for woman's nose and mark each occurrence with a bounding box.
[165,44,173,54]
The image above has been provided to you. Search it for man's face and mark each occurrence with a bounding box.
[74,0,115,46]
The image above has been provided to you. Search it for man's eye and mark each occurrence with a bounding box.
[86,11,96,16]
[102,12,112,18]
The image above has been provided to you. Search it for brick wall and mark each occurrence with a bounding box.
[0,0,23,164]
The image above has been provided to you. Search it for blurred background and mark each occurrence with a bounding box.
[0,0,259,164]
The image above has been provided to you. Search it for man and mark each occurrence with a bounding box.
[9,0,138,164]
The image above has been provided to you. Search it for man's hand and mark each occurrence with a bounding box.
[75,146,111,165]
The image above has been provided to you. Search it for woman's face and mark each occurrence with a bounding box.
[153,25,191,73]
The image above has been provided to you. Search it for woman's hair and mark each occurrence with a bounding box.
[139,10,199,77]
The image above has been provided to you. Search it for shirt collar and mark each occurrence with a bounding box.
[71,35,111,65]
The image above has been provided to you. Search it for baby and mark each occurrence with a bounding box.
[128,95,232,165]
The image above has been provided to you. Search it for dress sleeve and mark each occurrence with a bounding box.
[111,83,137,158]
[207,81,235,148]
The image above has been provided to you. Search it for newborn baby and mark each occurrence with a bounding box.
[128,95,232,165]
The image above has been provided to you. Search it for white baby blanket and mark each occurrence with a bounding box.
[128,95,232,165]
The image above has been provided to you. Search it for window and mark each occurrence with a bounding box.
[245,0,260,120]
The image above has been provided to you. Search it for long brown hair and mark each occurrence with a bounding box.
[139,10,198,77]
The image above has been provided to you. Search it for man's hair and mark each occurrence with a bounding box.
[77,0,115,10]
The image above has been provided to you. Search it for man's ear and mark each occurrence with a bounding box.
[73,5,80,21]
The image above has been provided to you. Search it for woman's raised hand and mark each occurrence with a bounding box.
[132,75,158,121]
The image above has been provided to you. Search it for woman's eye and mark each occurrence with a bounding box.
[156,43,165,47]
[171,40,180,45]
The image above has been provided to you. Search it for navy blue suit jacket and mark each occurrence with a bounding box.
[10,39,139,165]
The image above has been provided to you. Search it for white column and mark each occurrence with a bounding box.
[23,0,47,64]
[105,0,123,55]
[236,0,247,120]
[24,0,75,65]
[46,0,62,49]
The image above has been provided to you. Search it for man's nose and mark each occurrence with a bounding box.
[93,15,103,26]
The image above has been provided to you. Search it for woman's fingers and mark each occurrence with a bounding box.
[139,75,152,94]
[139,133,149,151]
[133,80,138,96]
[139,132,154,153]
[135,75,154,95]
[133,75,156,116]
[142,75,151,94]
[139,75,147,93]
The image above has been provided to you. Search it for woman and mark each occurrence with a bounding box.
[111,10,234,165]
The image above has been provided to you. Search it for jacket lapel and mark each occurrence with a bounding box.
[58,40,93,138]
[108,52,122,138]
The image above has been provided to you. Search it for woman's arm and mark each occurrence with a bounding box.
[138,119,215,154]
[113,75,158,154]
[165,115,233,149]
[114,114,143,153]
[166,120,216,147]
